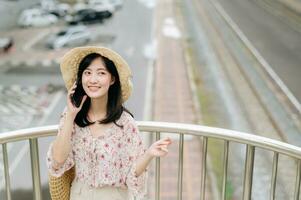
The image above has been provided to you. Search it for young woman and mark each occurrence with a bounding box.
[46,46,172,200]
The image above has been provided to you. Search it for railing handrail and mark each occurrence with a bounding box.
[1,121,301,200]
[1,121,301,159]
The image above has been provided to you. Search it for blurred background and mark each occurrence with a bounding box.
[0,0,300,199]
[0,0,154,199]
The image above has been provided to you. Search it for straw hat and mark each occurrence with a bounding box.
[60,46,133,102]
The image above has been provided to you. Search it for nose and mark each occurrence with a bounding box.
[89,73,98,83]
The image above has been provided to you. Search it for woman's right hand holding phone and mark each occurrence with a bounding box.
[67,81,87,119]
[52,81,85,164]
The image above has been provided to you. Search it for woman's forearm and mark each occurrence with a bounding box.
[52,112,75,166]
[135,150,154,176]
[135,137,172,176]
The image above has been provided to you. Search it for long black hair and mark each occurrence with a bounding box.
[72,53,133,128]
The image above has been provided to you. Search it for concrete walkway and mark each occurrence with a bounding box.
[147,0,214,199]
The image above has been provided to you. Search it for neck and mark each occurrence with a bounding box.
[89,95,108,120]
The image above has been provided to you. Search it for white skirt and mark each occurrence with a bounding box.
[70,180,129,200]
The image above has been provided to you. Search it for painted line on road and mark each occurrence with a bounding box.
[22,30,50,51]
[0,91,64,190]
[210,0,301,114]
[39,90,64,125]
[125,46,135,57]
[0,141,29,190]
[25,59,38,67]
[10,60,21,67]
[142,2,157,147]
[0,60,9,68]
[141,51,154,148]
[143,43,155,122]
[41,60,52,67]
[0,144,13,170]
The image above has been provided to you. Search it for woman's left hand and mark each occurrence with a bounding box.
[147,137,172,158]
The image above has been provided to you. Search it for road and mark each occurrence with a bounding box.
[0,0,154,199]
[0,0,39,30]
[215,0,301,103]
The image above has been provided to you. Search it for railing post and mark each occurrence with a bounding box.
[222,140,229,200]
[2,143,12,200]
[243,145,255,200]
[29,138,42,200]
[294,159,301,200]
[155,132,161,200]
[200,137,208,200]
[270,152,278,200]
[177,133,184,200]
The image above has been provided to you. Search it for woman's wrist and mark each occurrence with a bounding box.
[135,149,154,176]
[66,111,76,121]
[145,149,155,160]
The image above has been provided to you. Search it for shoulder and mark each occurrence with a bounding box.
[118,111,139,134]
[119,111,136,126]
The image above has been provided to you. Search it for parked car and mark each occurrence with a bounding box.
[27,2,71,17]
[68,9,112,25]
[18,9,58,27]
[77,9,112,19]
[0,37,14,53]
[46,26,91,49]
[73,3,89,13]
[47,3,71,17]
[88,0,115,12]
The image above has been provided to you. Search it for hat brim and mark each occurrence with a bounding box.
[60,46,133,103]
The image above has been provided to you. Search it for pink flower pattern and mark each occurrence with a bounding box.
[46,108,148,199]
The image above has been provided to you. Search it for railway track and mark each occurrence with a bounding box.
[180,0,301,198]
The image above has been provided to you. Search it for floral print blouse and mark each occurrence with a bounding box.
[46,108,148,200]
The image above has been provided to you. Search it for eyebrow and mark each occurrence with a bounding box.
[86,67,108,71]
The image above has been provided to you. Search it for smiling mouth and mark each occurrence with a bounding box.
[88,86,101,91]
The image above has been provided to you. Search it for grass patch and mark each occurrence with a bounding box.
[185,39,234,200]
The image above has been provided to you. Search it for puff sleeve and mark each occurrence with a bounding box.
[46,107,75,177]
[124,119,148,200]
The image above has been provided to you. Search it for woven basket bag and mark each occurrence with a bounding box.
[48,166,75,200]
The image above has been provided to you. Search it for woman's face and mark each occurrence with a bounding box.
[81,57,115,99]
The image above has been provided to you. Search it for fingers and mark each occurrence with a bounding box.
[156,144,169,150]
[70,81,76,90]
[158,138,172,153]
[68,82,77,96]
[161,137,172,142]
[72,81,77,88]
[160,146,168,152]
[156,137,172,145]
[154,139,171,153]
[156,142,170,147]
[153,138,172,154]
[79,95,87,108]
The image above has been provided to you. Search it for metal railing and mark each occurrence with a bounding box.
[1,121,301,200]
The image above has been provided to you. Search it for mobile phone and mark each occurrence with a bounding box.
[70,80,85,108]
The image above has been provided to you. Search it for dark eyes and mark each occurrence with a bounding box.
[84,71,106,75]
